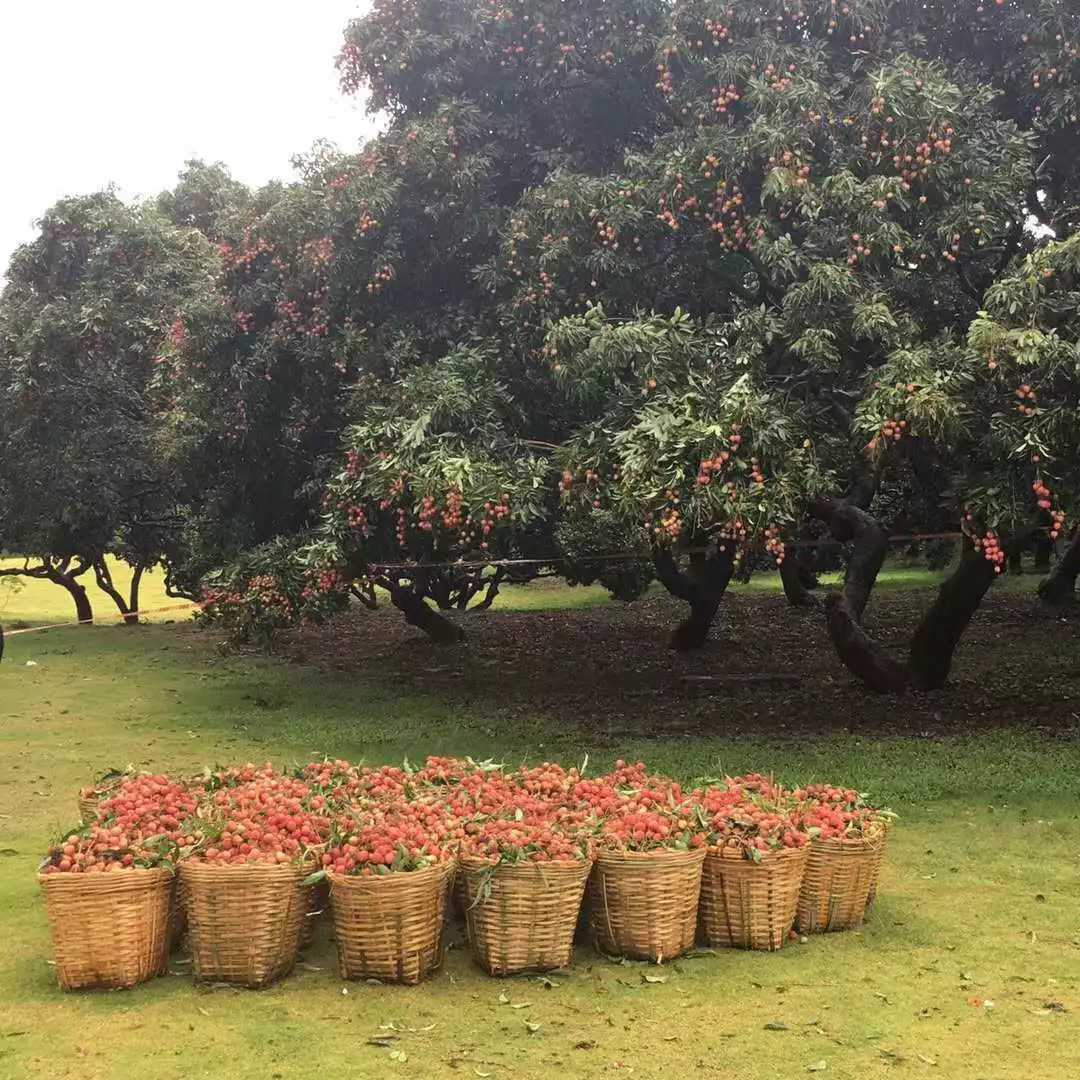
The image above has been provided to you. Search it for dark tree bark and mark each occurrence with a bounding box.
[1,558,95,624]
[1033,537,1053,571]
[349,582,379,610]
[652,545,735,650]
[470,568,505,612]
[813,501,996,693]
[378,577,466,643]
[908,545,997,689]
[1037,529,1080,606]
[44,560,94,625]
[815,501,908,692]
[129,566,144,619]
[93,559,141,625]
[779,552,817,608]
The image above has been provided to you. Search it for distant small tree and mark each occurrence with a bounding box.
[0,193,217,623]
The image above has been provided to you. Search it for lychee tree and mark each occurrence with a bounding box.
[547,307,831,647]
[307,348,553,641]
[0,193,218,623]
[480,2,1080,681]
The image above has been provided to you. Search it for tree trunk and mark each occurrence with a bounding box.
[1033,535,1053,571]
[45,564,94,625]
[908,545,997,690]
[814,500,996,693]
[382,579,465,643]
[815,501,908,692]
[1037,529,1080,606]
[129,566,144,620]
[652,545,735,650]
[93,559,140,625]
[471,568,505,612]
[780,553,817,607]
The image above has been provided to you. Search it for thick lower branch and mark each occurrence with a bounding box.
[1037,530,1080,606]
[812,500,887,621]
[94,559,140,625]
[779,553,817,608]
[377,576,465,644]
[654,545,735,650]
[907,544,997,690]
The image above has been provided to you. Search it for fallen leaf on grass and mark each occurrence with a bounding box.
[368,1035,398,1048]
[807,1060,828,1072]
[524,1021,542,1034]
[763,1021,789,1031]
[574,1040,596,1050]
[874,992,893,1005]
[196,1007,211,1018]
[389,1048,408,1063]
[917,1055,937,1066]
[509,1002,531,1010]
[642,974,668,985]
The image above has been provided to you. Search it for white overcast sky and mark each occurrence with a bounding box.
[0,1,379,269]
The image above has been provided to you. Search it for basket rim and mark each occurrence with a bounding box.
[179,861,307,878]
[329,860,454,887]
[706,843,809,862]
[38,866,173,887]
[809,831,886,850]
[459,853,592,873]
[594,845,707,864]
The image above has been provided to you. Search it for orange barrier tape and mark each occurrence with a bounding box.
[3,602,200,638]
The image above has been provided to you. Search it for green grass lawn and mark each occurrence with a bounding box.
[1,572,1077,1080]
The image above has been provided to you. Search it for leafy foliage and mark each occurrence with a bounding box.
[0,193,218,616]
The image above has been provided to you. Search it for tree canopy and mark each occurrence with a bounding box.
[4,1,1079,682]
[0,192,217,622]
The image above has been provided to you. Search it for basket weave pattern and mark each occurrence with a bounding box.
[797,833,885,933]
[300,878,330,949]
[180,863,306,987]
[331,862,453,984]
[589,847,706,961]
[865,821,891,908]
[461,856,591,975]
[77,795,101,824]
[39,868,172,990]
[699,845,808,951]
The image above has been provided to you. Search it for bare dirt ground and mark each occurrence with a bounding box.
[286,583,1080,741]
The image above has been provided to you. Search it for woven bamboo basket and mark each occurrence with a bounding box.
[77,794,101,823]
[797,830,885,933]
[180,862,306,987]
[330,861,453,984]
[452,866,468,919]
[39,868,173,990]
[699,844,808,951]
[461,855,591,975]
[589,847,706,961]
[299,878,330,949]
[865,819,892,908]
[168,878,188,951]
